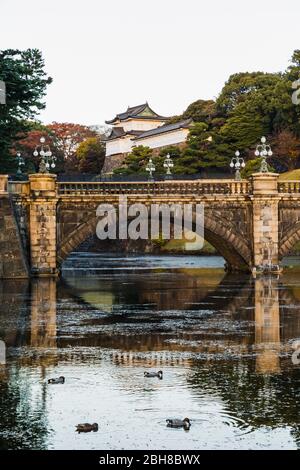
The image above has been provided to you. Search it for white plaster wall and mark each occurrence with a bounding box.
[106,136,134,156]
[121,119,165,132]
[135,128,189,149]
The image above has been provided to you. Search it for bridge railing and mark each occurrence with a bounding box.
[57,180,250,196]
[278,181,300,194]
[7,181,30,195]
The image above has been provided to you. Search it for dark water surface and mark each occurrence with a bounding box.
[0,253,300,450]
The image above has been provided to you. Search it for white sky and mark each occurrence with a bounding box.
[0,0,299,126]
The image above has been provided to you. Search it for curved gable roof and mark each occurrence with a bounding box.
[133,119,193,141]
[106,103,168,124]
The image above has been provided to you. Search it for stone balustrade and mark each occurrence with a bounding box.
[9,178,300,198]
[56,179,250,196]
[278,181,300,194]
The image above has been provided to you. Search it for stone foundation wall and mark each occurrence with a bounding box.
[102,153,127,174]
[0,196,29,278]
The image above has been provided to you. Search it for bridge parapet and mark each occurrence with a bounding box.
[8,180,30,196]
[57,179,250,197]
[0,175,8,194]
[278,181,300,195]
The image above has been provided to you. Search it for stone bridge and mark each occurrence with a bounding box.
[1,172,300,278]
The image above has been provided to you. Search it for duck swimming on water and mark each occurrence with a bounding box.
[76,423,98,433]
[48,376,65,384]
[166,418,191,430]
[144,370,163,379]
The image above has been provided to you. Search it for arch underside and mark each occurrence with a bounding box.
[203,213,251,272]
[204,228,249,271]
[57,212,252,272]
[280,221,300,258]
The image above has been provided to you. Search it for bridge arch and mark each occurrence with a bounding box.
[57,210,252,272]
[203,213,251,271]
[279,222,300,258]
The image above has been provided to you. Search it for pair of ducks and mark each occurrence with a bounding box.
[145,370,191,430]
[47,377,98,433]
[75,370,165,434]
[48,369,163,384]
[75,418,191,433]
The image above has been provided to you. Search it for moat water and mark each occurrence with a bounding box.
[0,253,300,450]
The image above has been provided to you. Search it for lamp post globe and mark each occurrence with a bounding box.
[163,153,174,180]
[230,150,245,181]
[146,158,155,182]
[33,136,56,174]
[255,136,273,173]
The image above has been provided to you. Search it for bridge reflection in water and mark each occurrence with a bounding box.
[1,270,298,374]
[1,257,300,450]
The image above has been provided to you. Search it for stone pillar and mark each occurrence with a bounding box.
[29,174,58,277]
[251,173,279,269]
[0,175,8,194]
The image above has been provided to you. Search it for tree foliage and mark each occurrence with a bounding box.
[114,146,153,175]
[0,49,52,172]
[168,99,215,124]
[241,158,274,179]
[174,123,229,174]
[13,122,98,174]
[161,51,300,177]
[272,130,300,171]
[76,137,105,173]
[47,122,96,172]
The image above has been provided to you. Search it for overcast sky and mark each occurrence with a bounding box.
[1,0,299,126]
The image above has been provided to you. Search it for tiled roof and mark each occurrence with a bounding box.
[105,127,145,141]
[133,119,193,141]
[106,103,167,124]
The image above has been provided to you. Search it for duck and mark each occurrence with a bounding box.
[48,376,65,384]
[166,418,191,430]
[144,370,163,379]
[76,423,98,433]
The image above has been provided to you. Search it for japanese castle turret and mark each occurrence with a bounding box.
[103,103,192,173]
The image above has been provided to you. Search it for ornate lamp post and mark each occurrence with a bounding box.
[255,136,273,173]
[163,153,174,180]
[146,158,155,182]
[230,150,245,180]
[16,151,25,175]
[33,136,56,174]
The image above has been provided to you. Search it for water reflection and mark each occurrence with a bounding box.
[0,255,299,449]
[254,277,280,374]
[30,279,57,349]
